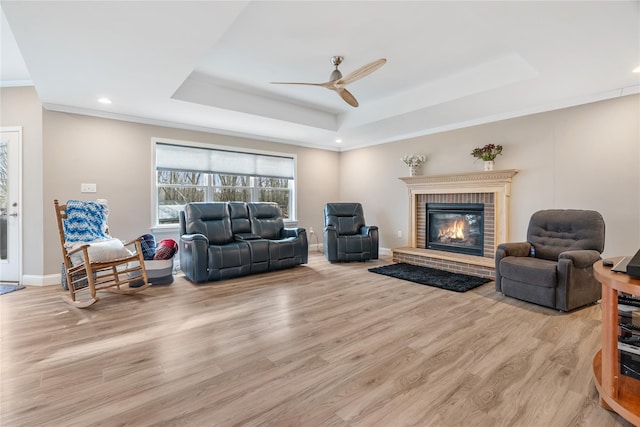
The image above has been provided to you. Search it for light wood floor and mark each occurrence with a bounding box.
[0,253,634,427]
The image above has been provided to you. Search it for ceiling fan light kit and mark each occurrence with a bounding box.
[329,56,344,81]
[271,56,387,108]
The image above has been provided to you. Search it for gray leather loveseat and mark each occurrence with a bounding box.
[179,202,308,283]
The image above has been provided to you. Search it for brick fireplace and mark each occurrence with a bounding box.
[393,169,518,279]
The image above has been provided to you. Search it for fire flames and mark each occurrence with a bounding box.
[438,219,466,241]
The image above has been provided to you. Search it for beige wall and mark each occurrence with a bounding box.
[340,94,640,259]
[0,86,44,276]
[41,110,340,275]
[2,86,639,280]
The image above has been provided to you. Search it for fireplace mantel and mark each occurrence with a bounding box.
[394,169,518,278]
[399,169,519,191]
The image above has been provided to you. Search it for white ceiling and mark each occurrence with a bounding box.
[1,1,639,151]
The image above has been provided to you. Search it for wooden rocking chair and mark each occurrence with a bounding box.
[54,199,150,308]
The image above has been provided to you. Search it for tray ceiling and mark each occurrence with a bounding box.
[2,1,639,151]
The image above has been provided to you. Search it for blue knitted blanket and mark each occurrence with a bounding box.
[63,200,110,243]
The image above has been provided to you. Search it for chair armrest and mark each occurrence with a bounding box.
[181,233,209,244]
[179,234,209,283]
[282,228,308,263]
[556,250,603,310]
[234,233,262,241]
[495,242,531,292]
[559,250,602,269]
[323,225,339,261]
[323,226,338,241]
[67,243,90,256]
[496,242,531,258]
[282,228,304,238]
[360,225,378,236]
[122,237,141,248]
[121,237,146,261]
[66,244,91,267]
[361,225,379,259]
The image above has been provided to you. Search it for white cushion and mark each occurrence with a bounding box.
[67,238,133,266]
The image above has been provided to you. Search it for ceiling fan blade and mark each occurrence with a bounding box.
[336,88,359,108]
[270,81,333,88]
[335,58,387,87]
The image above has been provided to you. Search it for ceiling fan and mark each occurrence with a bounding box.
[270,56,387,108]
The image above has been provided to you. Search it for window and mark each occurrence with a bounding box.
[154,141,295,225]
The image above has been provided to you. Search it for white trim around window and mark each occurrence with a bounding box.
[150,137,298,229]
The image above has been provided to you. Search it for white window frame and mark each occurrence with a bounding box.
[151,137,297,230]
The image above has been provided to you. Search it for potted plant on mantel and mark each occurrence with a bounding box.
[471,143,503,171]
[401,154,426,176]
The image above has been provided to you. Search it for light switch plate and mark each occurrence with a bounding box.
[81,183,97,193]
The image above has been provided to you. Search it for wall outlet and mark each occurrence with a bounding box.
[309,227,314,234]
[81,183,97,193]
[397,230,402,238]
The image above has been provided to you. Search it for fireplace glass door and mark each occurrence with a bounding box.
[426,203,484,256]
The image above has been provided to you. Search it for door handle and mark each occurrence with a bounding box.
[8,213,18,217]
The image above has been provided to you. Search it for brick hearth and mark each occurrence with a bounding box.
[394,169,518,279]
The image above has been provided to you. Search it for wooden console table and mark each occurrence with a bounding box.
[593,258,640,426]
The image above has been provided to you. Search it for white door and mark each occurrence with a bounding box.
[0,128,22,282]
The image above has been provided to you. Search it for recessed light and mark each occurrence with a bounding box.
[97,97,112,104]
[633,66,640,73]
[335,139,342,143]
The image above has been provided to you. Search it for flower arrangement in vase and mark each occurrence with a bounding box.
[471,143,503,171]
[401,154,426,176]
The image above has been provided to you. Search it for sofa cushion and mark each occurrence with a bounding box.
[500,256,557,288]
[324,203,366,236]
[208,242,251,276]
[339,235,372,253]
[527,209,605,261]
[229,202,252,234]
[268,238,296,260]
[248,203,284,240]
[501,277,556,308]
[268,238,303,270]
[184,203,233,245]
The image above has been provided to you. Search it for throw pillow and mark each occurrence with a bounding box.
[68,238,133,266]
[139,233,156,260]
[153,239,178,260]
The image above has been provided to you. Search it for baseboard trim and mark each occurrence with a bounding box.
[23,251,389,286]
[307,244,391,257]
[22,274,60,287]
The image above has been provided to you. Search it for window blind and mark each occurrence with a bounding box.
[156,143,294,179]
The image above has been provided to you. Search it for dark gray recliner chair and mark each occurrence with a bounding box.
[495,209,605,311]
[323,202,379,262]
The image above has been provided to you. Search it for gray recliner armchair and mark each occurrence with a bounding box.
[323,202,379,262]
[495,209,605,311]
